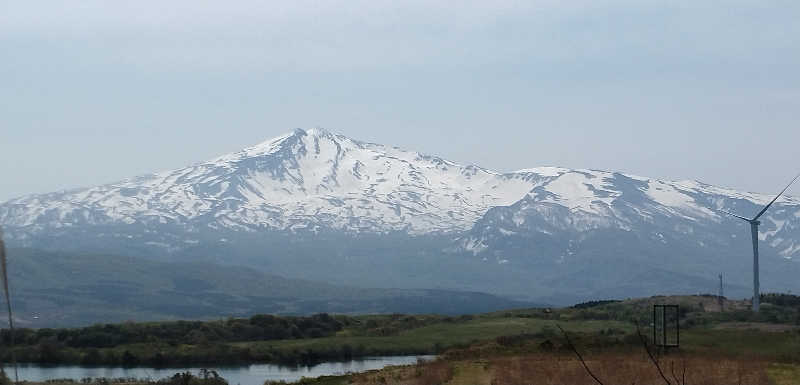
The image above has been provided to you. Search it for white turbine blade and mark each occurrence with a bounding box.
[717,209,751,222]
[753,172,800,221]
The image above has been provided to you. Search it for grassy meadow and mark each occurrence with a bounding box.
[2,294,800,384]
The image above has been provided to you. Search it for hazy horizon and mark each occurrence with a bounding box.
[3,1,799,201]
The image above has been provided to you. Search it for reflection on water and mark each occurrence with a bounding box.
[4,356,435,385]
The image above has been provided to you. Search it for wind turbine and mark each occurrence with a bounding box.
[719,173,800,312]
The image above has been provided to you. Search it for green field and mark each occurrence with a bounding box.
[3,294,800,384]
[239,317,631,357]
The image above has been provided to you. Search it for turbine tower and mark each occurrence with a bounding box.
[719,173,800,312]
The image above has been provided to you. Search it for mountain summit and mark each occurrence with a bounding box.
[2,129,799,303]
[3,128,797,248]
[1,128,539,236]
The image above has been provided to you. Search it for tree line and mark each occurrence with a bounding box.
[0,313,345,349]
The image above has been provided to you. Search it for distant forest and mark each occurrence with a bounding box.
[0,312,452,366]
[2,313,346,346]
[0,313,349,365]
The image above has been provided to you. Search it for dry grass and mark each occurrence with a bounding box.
[351,353,771,385]
[352,359,454,385]
[488,353,769,385]
[767,363,800,385]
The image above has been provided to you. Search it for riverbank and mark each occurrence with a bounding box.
[1,356,432,385]
[11,355,799,385]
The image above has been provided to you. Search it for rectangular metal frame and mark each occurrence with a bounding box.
[653,304,679,348]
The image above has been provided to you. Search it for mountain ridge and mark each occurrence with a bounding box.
[1,128,543,238]
[3,128,795,240]
[2,128,800,304]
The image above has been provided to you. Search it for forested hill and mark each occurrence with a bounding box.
[4,248,533,327]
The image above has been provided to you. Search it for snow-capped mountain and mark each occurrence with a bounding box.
[0,128,540,239]
[2,128,800,303]
[462,169,800,261]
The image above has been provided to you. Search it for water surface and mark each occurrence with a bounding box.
[4,356,434,385]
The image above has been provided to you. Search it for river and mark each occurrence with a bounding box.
[2,356,435,385]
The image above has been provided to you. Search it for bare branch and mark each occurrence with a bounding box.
[557,324,605,385]
[681,355,686,385]
[636,321,672,385]
[670,360,681,385]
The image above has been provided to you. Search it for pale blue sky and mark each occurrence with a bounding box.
[2,1,799,201]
